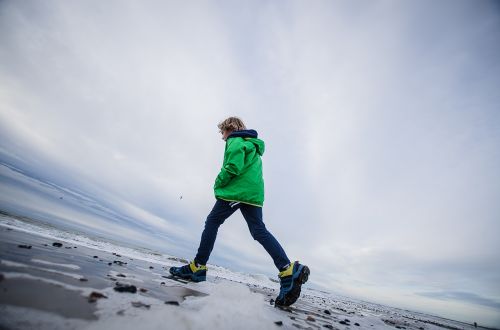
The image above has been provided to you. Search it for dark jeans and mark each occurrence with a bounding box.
[195,199,290,270]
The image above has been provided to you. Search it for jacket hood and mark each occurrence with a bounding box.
[228,129,265,156]
[228,129,258,138]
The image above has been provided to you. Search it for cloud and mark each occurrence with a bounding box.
[417,291,500,310]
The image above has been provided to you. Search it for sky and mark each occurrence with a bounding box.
[1,0,500,326]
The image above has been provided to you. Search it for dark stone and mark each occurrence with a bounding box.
[0,274,4,282]
[65,247,72,249]
[270,298,275,305]
[139,288,148,293]
[114,282,137,293]
[274,321,283,326]
[108,262,112,266]
[324,309,331,315]
[73,247,77,248]
[149,266,154,269]
[88,291,107,303]
[161,282,165,285]
[307,316,316,322]
[339,321,348,325]
[355,323,360,326]
[113,260,127,266]
[79,278,88,282]
[93,256,98,258]
[17,244,32,249]
[131,301,150,309]
[116,274,126,278]
[323,325,334,329]
[52,242,63,247]
[290,317,296,320]
[165,301,180,306]
[345,319,350,323]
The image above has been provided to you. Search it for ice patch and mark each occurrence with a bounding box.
[85,280,281,330]
[1,259,84,280]
[31,259,81,270]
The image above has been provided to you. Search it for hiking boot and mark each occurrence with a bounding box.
[169,260,207,282]
[274,261,310,307]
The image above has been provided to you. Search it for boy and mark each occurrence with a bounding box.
[169,117,310,306]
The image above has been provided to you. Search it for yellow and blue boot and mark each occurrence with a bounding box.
[169,261,207,282]
[275,261,310,307]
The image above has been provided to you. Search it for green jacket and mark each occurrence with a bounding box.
[214,129,265,207]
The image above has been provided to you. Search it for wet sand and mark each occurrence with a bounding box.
[0,225,205,329]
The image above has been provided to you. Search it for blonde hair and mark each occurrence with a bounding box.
[217,117,246,132]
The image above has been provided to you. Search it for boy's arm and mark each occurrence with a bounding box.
[214,139,245,189]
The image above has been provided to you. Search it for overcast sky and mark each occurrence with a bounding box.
[1,0,499,326]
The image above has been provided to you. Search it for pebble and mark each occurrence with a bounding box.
[17,244,32,249]
[88,291,107,303]
[52,242,63,247]
[79,278,88,282]
[307,316,316,322]
[131,301,150,309]
[355,323,360,326]
[324,309,331,315]
[114,282,137,293]
[165,301,180,306]
[274,321,283,326]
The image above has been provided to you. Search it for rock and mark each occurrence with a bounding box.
[324,309,331,315]
[323,325,334,329]
[131,301,150,309]
[116,273,126,278]
[307,316,316,322]
[93,256,98,258]
[339,321,348,325]
[165,301,180,306]
[290,317,296,320]
[149,266,154,269]
[345,319,350,323]
[114,282,137,293]
[0,274,4,282]
[113,260,127,266]
[88,291,107,303]
[355,323,360,326]
[161,282,165,285]
[108,262,112,266]
[52,242,63,247]
[73,246,77,248]
[17,244,32,249]
[270,298,275,305]
[274,321,283,326]
[79,278,88,282]
[117,310,125,316]
[65,247,72,249]
[139,288,148,293]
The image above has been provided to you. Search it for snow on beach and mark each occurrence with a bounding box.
[0,214,483,330]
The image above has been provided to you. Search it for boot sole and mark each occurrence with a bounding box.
[275,265,310,307]
[169,268,206,282]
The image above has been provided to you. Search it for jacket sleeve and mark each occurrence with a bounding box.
[214,139,245,189]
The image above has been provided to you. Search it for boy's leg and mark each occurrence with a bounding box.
[239,204,290,270]
[194,199,239,265]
